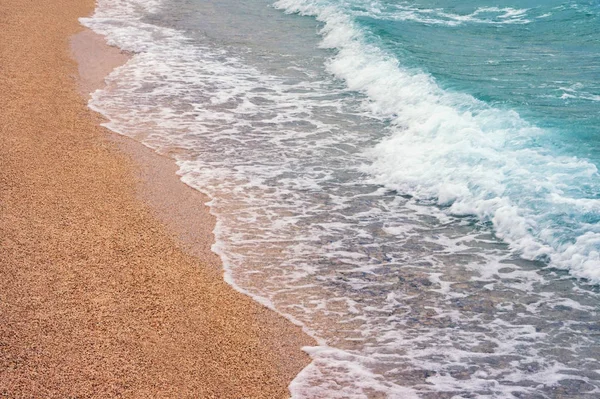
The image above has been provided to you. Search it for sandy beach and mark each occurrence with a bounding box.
[0,0,313,397]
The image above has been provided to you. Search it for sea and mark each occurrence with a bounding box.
[81,0,600,397]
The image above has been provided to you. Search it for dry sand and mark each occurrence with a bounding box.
[0,0,314,397]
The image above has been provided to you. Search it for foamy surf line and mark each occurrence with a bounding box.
[79,0,303,324]
[77,0,360,397]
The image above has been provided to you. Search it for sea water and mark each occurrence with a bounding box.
[82,0,600,397]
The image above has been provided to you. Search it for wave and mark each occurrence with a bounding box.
[274,0,600,282]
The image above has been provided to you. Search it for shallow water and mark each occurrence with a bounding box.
[82,0,600,397]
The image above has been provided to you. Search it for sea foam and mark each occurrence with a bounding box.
[274,0,600,282]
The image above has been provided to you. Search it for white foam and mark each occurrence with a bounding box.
[290,346,420,399]
[275,0,600,284]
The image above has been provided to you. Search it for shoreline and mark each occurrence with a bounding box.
[69,28,224,266]
[0,1,313,397]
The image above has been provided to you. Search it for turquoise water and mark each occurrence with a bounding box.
[276,0,600,280]
[358,0,600,150]
[83,0,600,397]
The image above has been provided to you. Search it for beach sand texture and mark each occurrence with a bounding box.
[0,0,313,397]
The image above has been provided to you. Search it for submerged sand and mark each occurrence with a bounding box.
[0,0,313,397]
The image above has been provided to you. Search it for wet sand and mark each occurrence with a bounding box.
[0,0,313,397]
